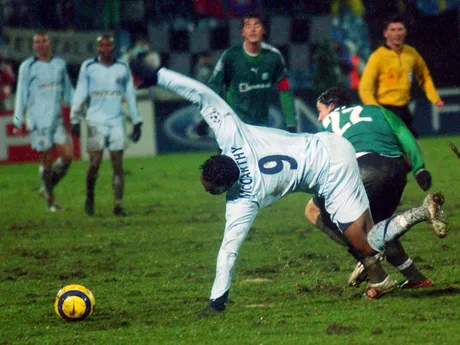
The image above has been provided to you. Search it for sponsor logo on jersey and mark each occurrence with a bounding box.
[239,82,271,93]
[91,90,122,98]
[250,67,259,74]
[38,82,61,89]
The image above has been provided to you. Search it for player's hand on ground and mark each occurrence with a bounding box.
[71,124,81,138]
[131,122,142,142]
[415,169,432,191]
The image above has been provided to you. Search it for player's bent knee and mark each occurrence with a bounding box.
[351,242,377,257]
[344,226,378,256]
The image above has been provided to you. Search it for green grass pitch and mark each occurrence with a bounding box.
[0,135,459,345]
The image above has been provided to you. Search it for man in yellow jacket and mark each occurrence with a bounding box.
[359,15,444,138]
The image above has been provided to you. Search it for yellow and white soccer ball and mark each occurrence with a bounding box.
[54,284,96,321]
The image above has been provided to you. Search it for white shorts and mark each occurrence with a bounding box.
[86,123,125,152]
[30,123,71,152]
[317,133,369,231]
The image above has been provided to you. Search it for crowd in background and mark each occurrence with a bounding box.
[1,1,458,35]
[0,0,459,108]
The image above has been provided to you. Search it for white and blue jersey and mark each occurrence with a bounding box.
[14,56,74,130]
[157,68,368,300]
[70,57,141,127]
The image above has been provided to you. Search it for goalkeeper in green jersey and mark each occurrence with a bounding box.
[306,87,434,299]
[194,13,296,136]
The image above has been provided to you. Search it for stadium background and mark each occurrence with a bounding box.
[0,0,459,161]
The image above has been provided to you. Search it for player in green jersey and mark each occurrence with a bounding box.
[305,87,435,299]
[195,13,296,136]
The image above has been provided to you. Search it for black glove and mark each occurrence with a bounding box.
[130,123,142,143]
[71,124,80,138]
[286,125,297,133]
[415,169,432,191]
[194,119,209,137]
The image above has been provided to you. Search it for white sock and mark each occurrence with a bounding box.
[367,206,426,252]
[396,258,413,271]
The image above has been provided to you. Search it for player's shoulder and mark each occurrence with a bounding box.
[370,46,389,57]
[359,104,386,118]
[402,44,420,55]
[51,56,71,69]
[51,56,67,64]
[81,57,98,68]
[20,56,37,68]
[222,44,243,57]
[114,59,131,71]
[214,45,243,67]
[261,42,282,56]
[361,103,382,111]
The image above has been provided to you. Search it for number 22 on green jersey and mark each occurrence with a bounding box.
[321,106,372,136]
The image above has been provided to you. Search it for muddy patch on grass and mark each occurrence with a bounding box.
[326,322,354,335]
[240,278,273,284]
[242,264,281,276]
[300,252,330,261]
[57,270,88,280]
[425,286,460,296]
[294,282,312,294]
[1,267,28,281]
[244,303,271,308]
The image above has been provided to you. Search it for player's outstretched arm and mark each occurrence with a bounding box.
[383,108,431,190]
[157,68,237,128]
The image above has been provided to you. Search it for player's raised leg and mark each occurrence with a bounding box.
[366,192,448,254]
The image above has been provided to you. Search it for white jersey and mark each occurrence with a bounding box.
[14,56,74,130]
[157,68,368,300]
[159,68,327,200]
[70,57,141,126]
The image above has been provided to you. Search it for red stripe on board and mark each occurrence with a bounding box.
[0,106,81,164]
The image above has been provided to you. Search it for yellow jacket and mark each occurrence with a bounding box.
[359,45,441,106]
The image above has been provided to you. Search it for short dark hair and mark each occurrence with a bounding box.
[241,13,266,29]
[384,15,406,30]
[317,88,352,107]
[200,155,240,187]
